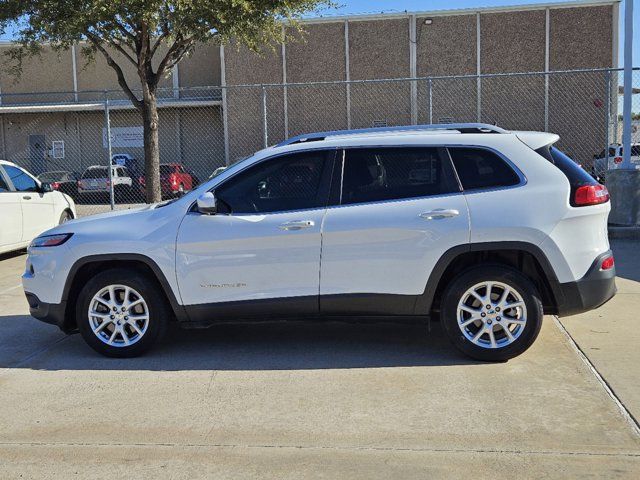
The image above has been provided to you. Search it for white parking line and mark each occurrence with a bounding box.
[0,284,22,295]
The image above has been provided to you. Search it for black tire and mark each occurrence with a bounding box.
[76,268,170,358]
[58,210,73,224]
[441,265,543,362]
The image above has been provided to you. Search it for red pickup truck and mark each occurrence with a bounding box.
[138,163,196,198]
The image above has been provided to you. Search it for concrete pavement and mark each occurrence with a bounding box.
[0,244,639,478]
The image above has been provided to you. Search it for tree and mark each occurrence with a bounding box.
[0,1,331,202]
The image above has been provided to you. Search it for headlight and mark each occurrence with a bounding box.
[30,233,73,248]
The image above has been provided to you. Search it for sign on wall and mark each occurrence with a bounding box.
[51,140,65,159]
[102,126,144,148]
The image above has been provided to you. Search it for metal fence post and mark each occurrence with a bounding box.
[262,85,268,148]
[428,78,433,124]
[104,94,115,210]
[605,69,611,173]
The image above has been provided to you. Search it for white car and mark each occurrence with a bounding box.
[0,160,76,255]
[22,124,615,361]
[78,165,134,202]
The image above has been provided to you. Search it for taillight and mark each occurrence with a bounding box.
[51,182,60,189]
[600,256,615,270]
[574,184,609,206]
[139,177,145,185]
[614,156,623,164]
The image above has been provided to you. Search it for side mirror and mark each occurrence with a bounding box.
[40,182,53,193]
[196,192,217,215]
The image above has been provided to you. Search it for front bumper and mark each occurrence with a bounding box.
[556,250,617,317]
[24,292,72,332]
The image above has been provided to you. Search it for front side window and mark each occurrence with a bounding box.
[215,151,333,214]
[340,147,458,205]
[448,147,520,191]
[4,165,38,192]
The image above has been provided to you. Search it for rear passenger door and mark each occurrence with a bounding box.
[447,147,524,244]
[319,147,470,314]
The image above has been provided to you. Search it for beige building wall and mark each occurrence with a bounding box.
[286,23,348,137]
[480,10,546,131]
[348,19,411,128]
[0,46,75,104]
[548,5,614,165]
[416,14,477,124]
[178,44,221,90]
[224,41,284,162]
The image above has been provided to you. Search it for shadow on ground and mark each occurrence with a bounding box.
[612,239,640,283]
[0,316,478,371]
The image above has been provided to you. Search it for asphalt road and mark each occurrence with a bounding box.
[0,242,638,479]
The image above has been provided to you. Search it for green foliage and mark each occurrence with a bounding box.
[0,0,333,102]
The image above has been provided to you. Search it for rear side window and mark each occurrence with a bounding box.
[341,147,459,205]
[448,148,521,191]
[536,146,596,187]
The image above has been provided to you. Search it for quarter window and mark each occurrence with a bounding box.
[3,165,39,192]
[215,151,333,214]
[340,147,458,205]
[448,148,520,191]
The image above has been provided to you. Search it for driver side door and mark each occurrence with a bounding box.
[176,149,336,321]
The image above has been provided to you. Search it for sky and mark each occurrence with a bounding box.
[1,0,638,66]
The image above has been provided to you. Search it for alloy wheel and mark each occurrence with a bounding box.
[456,281,527,349]
[88,284,150,347]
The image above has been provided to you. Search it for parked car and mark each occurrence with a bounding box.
[138,163,195,198]
[37,170,79,200]
[22,123,615,361]
[592,143,640,181]
[78,165,134,203]
[0,160,76,254]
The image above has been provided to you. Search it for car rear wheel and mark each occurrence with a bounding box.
[441,265,543,362]
[58,210,72,224]
[76,269,170,357]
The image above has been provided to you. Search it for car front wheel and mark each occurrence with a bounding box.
[76,269,169,357]
[441,265,543,362]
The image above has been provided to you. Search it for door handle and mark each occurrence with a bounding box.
[419,209,459,220]
[22,195,32,200]
[278,220,315,231]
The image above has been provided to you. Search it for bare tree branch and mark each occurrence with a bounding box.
[87,34,143,111]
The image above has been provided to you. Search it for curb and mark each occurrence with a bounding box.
[608,226,640,240]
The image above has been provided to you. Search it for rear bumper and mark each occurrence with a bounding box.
[556,250,617,317]
[24,292,71,332]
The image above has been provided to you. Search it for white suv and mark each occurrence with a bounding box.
[22,124,616,361]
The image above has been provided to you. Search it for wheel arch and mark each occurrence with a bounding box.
[417,242,564,316]
[61,254,188,332]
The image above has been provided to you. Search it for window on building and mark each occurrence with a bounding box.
[216,151,332,214]
[340,147,459,205]
[3,165,39,192]
[448,148,521,191]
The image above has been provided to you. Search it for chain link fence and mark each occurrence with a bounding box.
[0,68,638,217]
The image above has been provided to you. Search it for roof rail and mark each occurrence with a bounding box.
[276,123,507,147]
